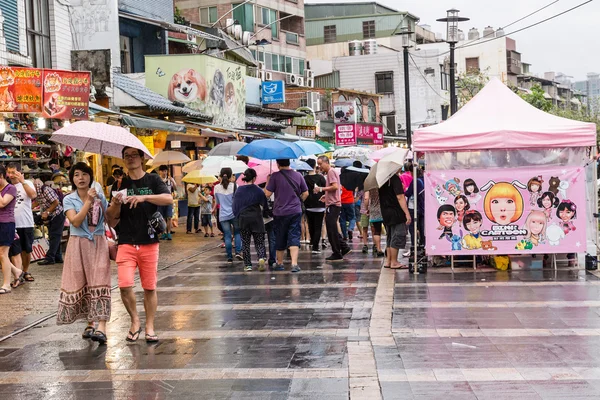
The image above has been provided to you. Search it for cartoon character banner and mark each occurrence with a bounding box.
[424,167,586,255]
[145,55,246,129]
[41,70,91,120]
[0,66,43,113]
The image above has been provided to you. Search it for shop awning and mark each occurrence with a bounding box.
[121,115,186,132]
[118,11,222,42]
[273,132,315,142]
[113,73,210,119]
[89,102,119,115]
[246,115,286,130]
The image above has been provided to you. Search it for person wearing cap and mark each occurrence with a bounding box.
[232,168,269,272]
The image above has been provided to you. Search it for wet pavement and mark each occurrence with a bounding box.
[2,230,600,399]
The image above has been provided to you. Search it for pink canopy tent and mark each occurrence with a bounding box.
[413,78,596,152]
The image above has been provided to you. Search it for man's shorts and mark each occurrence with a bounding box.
[201,214,212,227]
[116,243,160,290]
[386,223,407,250]
[9,227,34,257]
[273,213,302,251]
[157,204,174,219]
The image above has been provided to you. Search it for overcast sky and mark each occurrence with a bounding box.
[308,0,597,82]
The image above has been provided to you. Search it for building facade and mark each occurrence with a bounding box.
[305,2,436,62]
[574,73,600,111]
[175,0,306,82]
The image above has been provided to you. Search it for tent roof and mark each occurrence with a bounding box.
[413,78,596,152]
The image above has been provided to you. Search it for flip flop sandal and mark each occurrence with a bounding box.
[0,287,11,294]
[145,334,159,343]
[23,272,34,282]
[126,327,143,343]
[82,326,95,339]
[390,264,409,270]
[91,330,107,345]
[383,265,391,269]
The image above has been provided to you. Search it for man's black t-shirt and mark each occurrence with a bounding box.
[378,174,406,226]
[111,173,169,245]
[303,174,327,209]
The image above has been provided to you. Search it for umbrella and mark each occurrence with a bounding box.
[333,146,371,161]
[346,166,370,173]
[333,158,355,168]
[237,139,303,160]
[201,159,248,175]
[148,150,191,166]
[291,160,313,171]
[182,160,203,173]
[182,170,218,185]
[294,141,326,156]
[50,121,153,159]
[315,140,335,152]
[341,166,368,192]
[207,141,247,157]
[364,148,411,190]
[370,147,398,162]
[236,163,271,186]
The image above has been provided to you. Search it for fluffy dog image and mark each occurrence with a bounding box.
[224,82,236,113]
[167,69,206,103]
[209,69,225,109]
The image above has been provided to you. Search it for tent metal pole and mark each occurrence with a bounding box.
[413,161,418,274]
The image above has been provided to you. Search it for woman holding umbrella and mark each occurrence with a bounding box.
[213,168,242,264]
[233,168,269,272]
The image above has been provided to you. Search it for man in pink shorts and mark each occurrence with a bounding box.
[107,147,172,343]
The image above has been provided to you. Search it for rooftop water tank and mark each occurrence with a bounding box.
[468,28,480,40]
[458,29,465,41]
[483,26,495,38]
[362,39,378,55]
[348,40,363,56]
[495,28,505,37]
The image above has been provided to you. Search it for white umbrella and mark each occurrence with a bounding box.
[147,150,191,166]
[182,160,204,173]
[363,148,411,190]
[201,159,248,175]
[50,121,153,159]
[333,146,372,161]
[207,141,247,156]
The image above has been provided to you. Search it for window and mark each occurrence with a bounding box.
[440,69,448,91]
[363,20,375,39]
[272,53,280,72]
[258,7,278,39]
[338,94,346,101]
[285,56,292,73]
[200,6,218,25]
[293,58,300,75]
[465,57,480,73]
[355,97,363,122]
[232,3,254,32]
[120,36,132,73]
[367,100,377,122]
[26,0,51,68]
[258,51,265,63]
[324,25,337,43]
[286,32,299,45]
[375,71,394,94]
[299,60,305,75]
[265,52,273,70]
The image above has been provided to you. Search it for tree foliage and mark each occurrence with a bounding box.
[520,84,552,112]
[456,68,490,108]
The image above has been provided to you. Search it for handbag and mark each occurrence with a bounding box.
[130,179,167,235]
[105,223,118,261]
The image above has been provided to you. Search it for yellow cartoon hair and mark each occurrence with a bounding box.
[483,182,524,223]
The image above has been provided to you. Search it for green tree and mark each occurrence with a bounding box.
[174,7,189,26]
[520,84,552,112]
[456,68,490,108]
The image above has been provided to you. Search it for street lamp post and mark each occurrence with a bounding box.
[398,25,414,149]
[437,9,469,115]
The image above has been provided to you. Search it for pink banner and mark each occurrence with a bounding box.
[335,123,356,146]
[424,166,586,255]
[356,123,384,145]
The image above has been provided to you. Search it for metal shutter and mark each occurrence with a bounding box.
[0,1,20,52]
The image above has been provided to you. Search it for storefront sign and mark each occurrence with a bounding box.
[425,166,586,256]
[261,81,285,104]
[333,102,356,124]
[335,123,357,146]
[356,123,384,145]
[42,70,91,120]
[145,55,246,129]
[292,107,316,126]
[0,66,90,119]
[297,126,316,138]
[0,67,43,113]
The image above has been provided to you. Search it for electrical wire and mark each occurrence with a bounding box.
[408,53,446,100]
[410,0,592,58]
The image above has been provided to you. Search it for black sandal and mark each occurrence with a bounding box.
[126,327,142,342]
[0,287,11,294]
[145,333,159,343]
[23,272,34,282]
[82,326,95,339]
[91,330,107,345]
[11,272,25,288]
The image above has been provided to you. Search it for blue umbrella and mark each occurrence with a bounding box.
[333,158,355,168]
[291,160,313,171]
[237,139,304,160]
[294,141,326,156]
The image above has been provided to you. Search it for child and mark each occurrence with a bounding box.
[199,185,214,237]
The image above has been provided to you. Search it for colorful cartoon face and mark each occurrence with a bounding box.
[440,211,455,227]
[483,182,524,225]
[529,217,545,235]
[455,197,467,211]
[558,208,575,221]
[542,196,551,208]
[466,184,475,193]
[490,197,516,225]
[465,218,482,234]
[530,183,540,193]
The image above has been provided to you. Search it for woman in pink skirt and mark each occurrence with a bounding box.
[57,162,111,344]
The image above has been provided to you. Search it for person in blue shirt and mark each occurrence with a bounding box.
[57,162,111,345]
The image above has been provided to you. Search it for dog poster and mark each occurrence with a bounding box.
[41,70,91,120]
[424,166,586,255]
[145,55,246,129]
[0,66,43,113]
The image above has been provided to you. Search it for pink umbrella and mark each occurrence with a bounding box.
[50,121,153,159]
[236,163,271,186]
[370,147,398,162]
